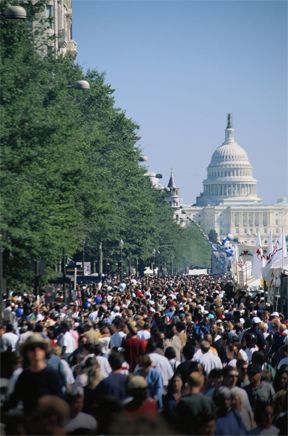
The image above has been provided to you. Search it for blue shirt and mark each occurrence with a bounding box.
[136,367,163,409]
[216,410,247,435]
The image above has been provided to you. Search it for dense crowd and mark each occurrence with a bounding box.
[0,274,287,435]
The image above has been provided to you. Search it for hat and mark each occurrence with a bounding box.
[20,334,49,355]
[127,375,148,390]
[271,312,279,317]
[252,317,261,324]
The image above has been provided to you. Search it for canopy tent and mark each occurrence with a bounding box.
[270,256,288,270]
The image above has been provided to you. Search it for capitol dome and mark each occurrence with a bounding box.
[196,114,262,206]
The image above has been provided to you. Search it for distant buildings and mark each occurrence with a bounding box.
[166,114,288,247]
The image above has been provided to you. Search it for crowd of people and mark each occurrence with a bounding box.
[0,274,287,435]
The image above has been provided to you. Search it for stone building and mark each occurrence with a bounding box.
[167,114,288,247]
[31,0,77,58]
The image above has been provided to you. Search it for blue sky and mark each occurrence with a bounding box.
[73,0,287,205]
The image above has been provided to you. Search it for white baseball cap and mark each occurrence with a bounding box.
[271,312,279,317]
[252,316,261,324]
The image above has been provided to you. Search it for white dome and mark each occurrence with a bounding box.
[196,114,262,207]
[210,142,250,166]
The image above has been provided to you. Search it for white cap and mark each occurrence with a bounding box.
[228,359,237,368]
[238,349,249,362]
[271,312,279,317]
[252,316,261,324]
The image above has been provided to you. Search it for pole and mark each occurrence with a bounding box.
[74,266,77,292]
[120,246,123,280]
[82,242,85,276]
[0,242,3,321]
[99,242,103,279]
[62,249,66,303]
[119,240,124,280]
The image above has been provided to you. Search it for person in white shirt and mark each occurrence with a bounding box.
[109,321,126,349]
[147,339,173,388]
[60,323,76,358]
[192,340,222,375]
[19,322,34,344]
[94,343,112,378]
[3,324,19,351]
[136,320,151,341]
[98,326,111,357]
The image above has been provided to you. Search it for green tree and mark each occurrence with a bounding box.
[208,229,218,244]
[0,1,211,288]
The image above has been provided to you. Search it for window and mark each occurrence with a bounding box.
[46,5,53,28]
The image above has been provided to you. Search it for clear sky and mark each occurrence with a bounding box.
[73,0,287,205]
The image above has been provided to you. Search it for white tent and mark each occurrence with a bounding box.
[270,256,288,270]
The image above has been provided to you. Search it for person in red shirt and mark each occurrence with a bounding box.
[122,323,147,371]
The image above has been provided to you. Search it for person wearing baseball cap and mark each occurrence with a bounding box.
[5,334,63,414]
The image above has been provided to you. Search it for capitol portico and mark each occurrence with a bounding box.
[167,114,288,246]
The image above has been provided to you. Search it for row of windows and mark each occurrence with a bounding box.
[234,228,279,235]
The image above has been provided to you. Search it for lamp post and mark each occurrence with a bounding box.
[152,248,157,276]
[0,243,3,321]
[119,239,124,280]
[99,242,103,279]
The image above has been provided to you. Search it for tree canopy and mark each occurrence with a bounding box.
[0,1,211,289]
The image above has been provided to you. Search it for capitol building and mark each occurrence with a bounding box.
[167,114,288,247]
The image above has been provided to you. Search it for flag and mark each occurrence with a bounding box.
[252,234,266,279]
[267,231,273,260]
[262,231,274,279]
[270,231,287,268]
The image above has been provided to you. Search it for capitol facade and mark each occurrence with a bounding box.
[167,114,288,247]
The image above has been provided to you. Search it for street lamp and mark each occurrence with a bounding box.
[1,5,27,19]
[99,242,103,279]
[152,248,156,276]
[119,239,124,280]
[72,80,90,90]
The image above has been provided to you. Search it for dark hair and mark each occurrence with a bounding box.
[164,346,176,360]
[182,342,195,360]
[209,368,223,379]
[251,351,265,367]
[108,351,124,370]
[222,365,237,378]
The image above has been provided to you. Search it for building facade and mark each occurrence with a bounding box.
[167,115,288,247]
[31,0,77,58]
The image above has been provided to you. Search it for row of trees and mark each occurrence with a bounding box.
[0,1,211,289]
